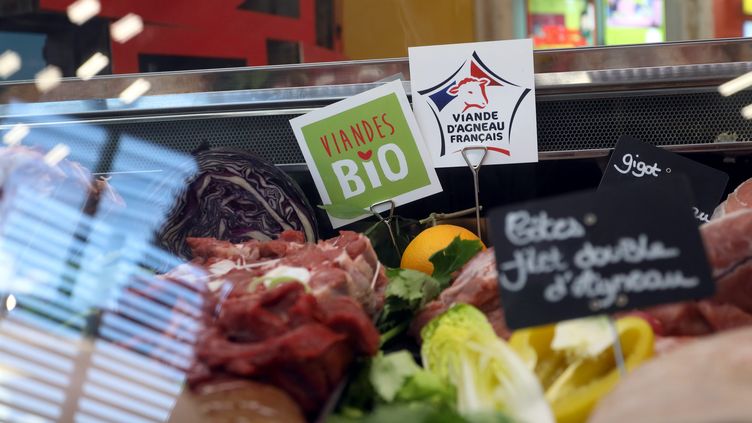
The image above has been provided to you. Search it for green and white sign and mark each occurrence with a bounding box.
[290,80,442,228]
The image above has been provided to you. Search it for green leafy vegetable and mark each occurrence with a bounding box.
[318,203,369,219]
[333,350,457,421]
[365,216,421,267]
[421,304,554,423]
[370,351,453,405]
[385,268,440,308]
[370,351,421,402]
[327,403,514,423]
[429,236,484,288]
[376,268,440,343]
[335,359,376,419]
[375,238,482,344]
[395,365,455,405]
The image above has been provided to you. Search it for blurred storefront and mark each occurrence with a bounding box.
[0,0,751,78]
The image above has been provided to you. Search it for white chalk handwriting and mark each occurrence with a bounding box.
[505,210,585,246]
[613,153,662,178]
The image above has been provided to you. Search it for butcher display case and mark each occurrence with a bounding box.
[0,38,751,423]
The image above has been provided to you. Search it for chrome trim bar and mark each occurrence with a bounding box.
[1,39,751,119]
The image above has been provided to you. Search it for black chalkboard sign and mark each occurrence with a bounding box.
[489,177,715,330]
[599,135,728,224]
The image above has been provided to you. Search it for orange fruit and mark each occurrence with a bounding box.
[400,224,485,275]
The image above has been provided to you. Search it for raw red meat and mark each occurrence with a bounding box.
[411,248,512,340]
[712,177,752,218]
[643,303,712,336]
[697,301,752,331]
[181,231,384,417]
[702,208,752,278]
[412,208,752,341]
[188,282,379,415]
[645,208,752,336]
[184,230,388,317]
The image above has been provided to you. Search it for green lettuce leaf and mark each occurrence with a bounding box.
[429,236,484,288]
[376,268,440,342]
[370,350,455,406]
[421,304,554,423]
[327,403,514,423]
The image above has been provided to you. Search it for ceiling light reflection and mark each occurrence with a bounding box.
[5,295,15,312]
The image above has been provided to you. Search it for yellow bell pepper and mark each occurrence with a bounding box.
[509,316,654,423]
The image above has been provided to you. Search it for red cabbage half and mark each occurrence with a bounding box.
[157,148,317,258]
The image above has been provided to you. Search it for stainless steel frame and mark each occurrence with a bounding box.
[1,38,751,162]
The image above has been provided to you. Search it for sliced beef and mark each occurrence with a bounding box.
[411,248,512,340]
[589,327,752,423]
[186,237,258,262]
[186,230,387,318]
[183,231,384,418]
[188,282,378,415]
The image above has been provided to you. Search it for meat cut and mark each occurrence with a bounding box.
[645,208,752,336]
[712,177,752,218]
[178,230,385,417]
[588,327,752,423]
[185,230,388,318]
[413,206,752,341]
[411,248,513,340]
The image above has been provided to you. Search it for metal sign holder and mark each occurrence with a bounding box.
[461,146,489,238]
[609,316,627,376]
[584,213,627,377]
[370,199,400,255]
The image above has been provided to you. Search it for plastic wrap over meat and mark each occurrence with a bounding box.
[0,145,122,217]
[178,230,384,417]
[157,148,317,259]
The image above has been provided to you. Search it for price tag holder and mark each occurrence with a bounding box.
[599,135,728,224]
[489,177,715,330]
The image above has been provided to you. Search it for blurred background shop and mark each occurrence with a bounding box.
[0,0,750,77]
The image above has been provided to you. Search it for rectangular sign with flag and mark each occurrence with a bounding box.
[409,39,539,168]
[290,80,442,228]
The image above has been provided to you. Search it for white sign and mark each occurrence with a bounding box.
[409,39,539,168]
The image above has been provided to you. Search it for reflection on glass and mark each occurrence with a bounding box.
[0,117,203,422]
[528,0,596,48]
[605,0,664,45]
